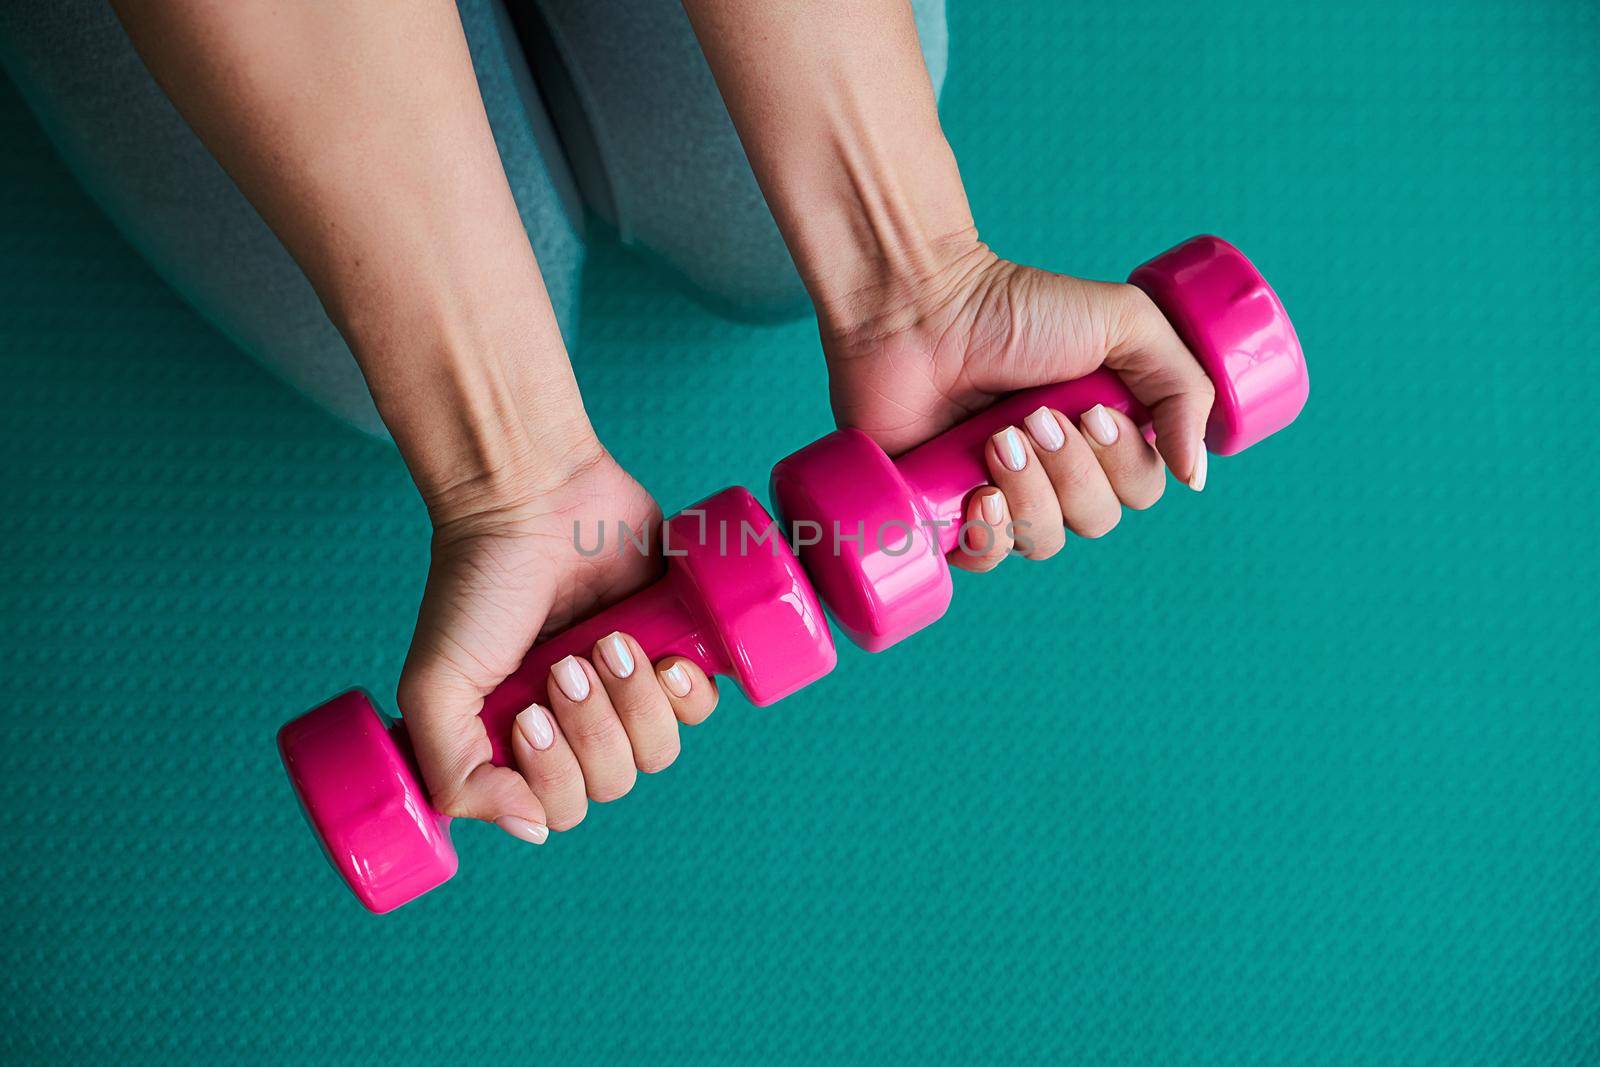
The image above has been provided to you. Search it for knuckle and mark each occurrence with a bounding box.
[1024,530,1066,560]
[1007,518,1038,557]
[431,790,476,821]
[961,541,1003,567]
[589,771,637,804]
[548,802,587,832]
[614,693,666,724]
[564,715,627,750]
[1011,502,1045,527]
[521,751,585,793]
[1060,453,1105,491]
[636,742,681,775]
[526,764,581,804]
[985,538,1016,564]
[523,741,583,781]
[1071,508,1122,540]
[1124,479,1165,511]
[958,528,1000,560]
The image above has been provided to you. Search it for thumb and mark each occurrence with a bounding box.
[1103,283,1216,490]
[396,590,546,831]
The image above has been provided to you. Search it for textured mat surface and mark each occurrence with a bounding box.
[2,1,1598,1063]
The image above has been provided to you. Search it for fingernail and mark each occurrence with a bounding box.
[980,490,1004,526]
[1082,404,1119,447]
[995,427,1027,471]
[660,662,692,697]
[600,632,635,678]
[495,815,549,844]
[1189,448,1208,492]
[517,703,555,750]
[1023,407,1065,453]
[552,655,591,701]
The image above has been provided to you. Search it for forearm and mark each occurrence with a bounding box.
[681,0,986,336]
[111,0,592,508]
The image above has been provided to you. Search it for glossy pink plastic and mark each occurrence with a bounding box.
[769,235,1308,652]
[279,486,836,913]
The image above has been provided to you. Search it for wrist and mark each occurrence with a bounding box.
[346,303,601,525]
[815,227,999,358]
[683,0,986,365]
[767,121,997,353]
[783,134,983,335]
[395,355,601,529]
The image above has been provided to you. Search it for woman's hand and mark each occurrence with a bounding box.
[822,245,1215,570]
[683,0,1214,572]
[399,441,719,844]
[106,1,719,842]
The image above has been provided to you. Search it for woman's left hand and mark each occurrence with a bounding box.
[823,246,1215,571]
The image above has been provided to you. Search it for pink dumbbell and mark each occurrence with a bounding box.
[278,487,836,913]
[770,235,1309,652]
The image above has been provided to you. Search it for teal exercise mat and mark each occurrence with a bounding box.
[2,0,1597,1062]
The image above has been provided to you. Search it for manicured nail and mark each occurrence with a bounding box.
[1082,404,1119,447]
[660,662,692,697]
[517,703,555,750]
[600,632,635,678]
[1188,448,1208,492]
[980,490,1004,526]
[495,815,549,845]
[995,427,1027,471]
[552,655,591,701]
[1023,406,1065,453]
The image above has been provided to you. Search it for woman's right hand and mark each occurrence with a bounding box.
[107,0,719,845]
[398,440,719,844]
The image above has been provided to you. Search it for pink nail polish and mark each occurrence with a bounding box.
[552,655,591,702]
[1023,407,1065,452]
[660,663,692,697]
[995,427,1027,472]
[517,704,555,750]
[495,815,549,844]
[1082,404,1119,447]
[980,490,1004,526]
[600,632,635,678]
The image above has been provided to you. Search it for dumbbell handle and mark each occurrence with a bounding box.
[897,370,1147,556]
[891,235,1306,557]
[471,577,729,765]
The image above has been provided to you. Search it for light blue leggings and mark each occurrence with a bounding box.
[0,0,947,436]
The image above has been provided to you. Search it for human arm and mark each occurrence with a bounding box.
[111,0,716,837]
[682,0,1214,562]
